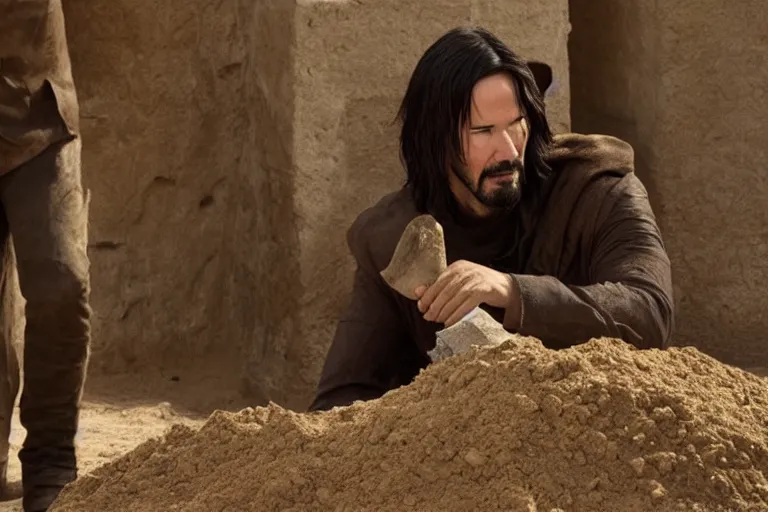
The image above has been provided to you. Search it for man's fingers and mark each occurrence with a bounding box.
[418,268,456,313]
[425,274,477,322]
[434,287,471,324]
[444,297,480,327]
[423,277,461,322]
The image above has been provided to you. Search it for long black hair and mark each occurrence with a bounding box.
[397,26,554,213]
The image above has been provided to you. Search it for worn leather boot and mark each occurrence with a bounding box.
[0,457,22,502]
[17,285,89,512]
[19,445,77,511]
[17,335,86,512]
[18,336,87,512]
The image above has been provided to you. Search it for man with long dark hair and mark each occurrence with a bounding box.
[310,27,673,411]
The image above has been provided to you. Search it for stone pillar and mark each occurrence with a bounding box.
[570,1,768,367]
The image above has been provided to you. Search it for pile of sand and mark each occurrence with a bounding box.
[51,336,768,511]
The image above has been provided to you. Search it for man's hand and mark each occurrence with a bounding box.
[414,260,517,326]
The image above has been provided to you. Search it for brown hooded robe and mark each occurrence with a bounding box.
[310,133,673,412]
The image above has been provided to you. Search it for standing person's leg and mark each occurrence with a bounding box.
[0,210,21,500]
[0,137,91,512]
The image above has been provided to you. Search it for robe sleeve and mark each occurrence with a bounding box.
[503,174,674,349]
[308,221,419,412]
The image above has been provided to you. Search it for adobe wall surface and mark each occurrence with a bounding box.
[62,0,248,376]
[570,1,768,367]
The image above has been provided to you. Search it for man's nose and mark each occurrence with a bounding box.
[496,130,520,161]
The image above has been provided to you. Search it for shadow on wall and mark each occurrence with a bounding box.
[568,0,768,369]
[568,0,662,207]
[235,0,301,408]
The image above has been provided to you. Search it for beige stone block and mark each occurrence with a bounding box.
[570,1,768,367]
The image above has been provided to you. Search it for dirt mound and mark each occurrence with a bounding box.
[51,337,768,512]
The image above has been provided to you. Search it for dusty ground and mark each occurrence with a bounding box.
[47,339,768,512]
[0,361,764,511]
[0,366,250,512]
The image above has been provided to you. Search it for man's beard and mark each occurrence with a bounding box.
[453,159,524,211]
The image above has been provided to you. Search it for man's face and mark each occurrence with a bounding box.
[448,73,529,217]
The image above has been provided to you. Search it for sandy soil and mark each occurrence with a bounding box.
[48,339,768,512]
[0,367,250,512]
[0,402,203,512]
[0,361,764,511]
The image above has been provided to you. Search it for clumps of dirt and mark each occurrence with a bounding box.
[51,337,768,512]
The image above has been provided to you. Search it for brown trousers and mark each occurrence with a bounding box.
[0,137,91,487]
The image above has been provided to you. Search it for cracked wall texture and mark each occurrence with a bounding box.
[61,0,570,408]
[570,1,768,368]
[62,0,248,379]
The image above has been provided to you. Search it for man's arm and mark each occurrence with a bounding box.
[309,226,419,412]
[503,174,674,349]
